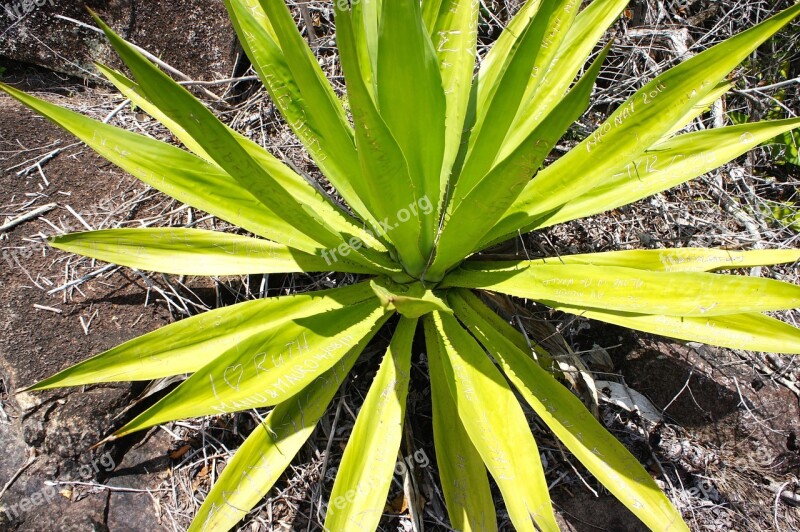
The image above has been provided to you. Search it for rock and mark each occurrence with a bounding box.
[105,430,172,532]
[0,408,30,529]
[0,0,238,85]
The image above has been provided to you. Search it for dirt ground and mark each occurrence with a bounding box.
[0,66,179,530]
[1,1,800,531]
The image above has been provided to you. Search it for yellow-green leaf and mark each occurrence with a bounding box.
[114,302,391,437]
[504,0,630,154]
[550,303,800,354]
[656,81,733,143]
[450,289,689,531]
[91,11,400,275]
[0,81,320,254]
[426,312,558,531]
[529,247,800,273]
[429,45,608,279]
[530,119,800,232]
[97,63,389,255]
[225,0,379,226]
[24,283,375,390]
[442,261,800,317]
[475,0,541,112]
[91,12,351,253]
[500,4,800,238]
[324,318,416,531]
[457,0,579,193]
[424,316,497,532]
[190,339,365,531]
[50,228,372,276]
[426,0,480,194]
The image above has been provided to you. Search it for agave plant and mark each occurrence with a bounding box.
[5,0,800,530]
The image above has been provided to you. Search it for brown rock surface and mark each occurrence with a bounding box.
[0,0,237,83]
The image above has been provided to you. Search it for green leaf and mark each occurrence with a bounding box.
[0,81,319,254]
[425,312,559,531]
[50,228,373,276]
[113,302,391,437]
[369,279,452,318]
[528,247,800,272]
[486,118,800,246]
[324,317,416,531]
[450,290,689,531]
[426,0,480,190]
[504,0,630,153]
[729,110,750,126]
[335,4,427,275]
[424,316,497,532]
[377,0,446,257]
[502,4,800,237]
[768,128,800,166]
[442,261,800,317]
[89,11,405,276]
[456,0,579,192]
[224,0,378,226]
[97,64,390,256]
[190,338,365,531]
[24,283,376,390]
[429,45,608,279]
[762,200,800,231]
[549,303,800,354]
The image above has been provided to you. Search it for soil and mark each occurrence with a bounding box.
[580,325,800,531]
[0,67,174,530]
